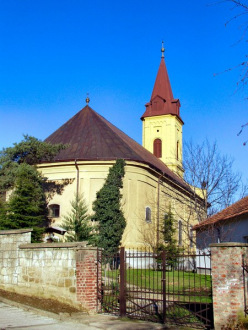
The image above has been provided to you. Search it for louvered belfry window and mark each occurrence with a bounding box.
[153,139,162,158]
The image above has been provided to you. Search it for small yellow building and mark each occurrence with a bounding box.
[39,48,203,249]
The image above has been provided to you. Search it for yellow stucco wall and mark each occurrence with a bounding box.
[38,160,201,251]
[142,114,184,178]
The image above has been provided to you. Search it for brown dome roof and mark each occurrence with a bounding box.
[45,105,190,192]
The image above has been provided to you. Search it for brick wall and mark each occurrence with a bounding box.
[0,229,100,312]
[211,243,248,330]
[76,249,101,312]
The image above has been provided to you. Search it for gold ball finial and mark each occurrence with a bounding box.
[86,93,90,104]
[161,40,165,58]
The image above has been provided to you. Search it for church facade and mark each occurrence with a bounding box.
[39,47,203,250]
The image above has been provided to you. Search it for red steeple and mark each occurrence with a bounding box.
[141,44,183,122]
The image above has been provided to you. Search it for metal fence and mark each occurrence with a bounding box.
[242,255,248,317]
[97,247,213,329]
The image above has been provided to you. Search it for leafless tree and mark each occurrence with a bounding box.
[184,139,248,216]
[212,1,248,142]
[213,0,248,92]
[135,139,247,251]
[135,178,206,253]
[237,122,248,145]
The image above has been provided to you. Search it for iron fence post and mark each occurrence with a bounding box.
[96,248,100,312]
[162,249,166,323]
[119,247,126,317]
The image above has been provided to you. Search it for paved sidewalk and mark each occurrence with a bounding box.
[0,301,99,330]
[0,298,170,330]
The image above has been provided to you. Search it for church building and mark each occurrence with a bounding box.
[39,46,201,249]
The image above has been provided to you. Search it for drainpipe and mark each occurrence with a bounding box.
[75,159,79,198]
[157,172,164,249]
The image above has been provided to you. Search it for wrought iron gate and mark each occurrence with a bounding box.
[97,247,213,329]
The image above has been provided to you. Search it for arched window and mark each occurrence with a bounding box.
[49,204,60,218]
[145,207,151,223]
[178,220,183,246]
[153,139,162,158]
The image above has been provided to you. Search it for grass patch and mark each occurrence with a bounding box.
[103,268,212,303]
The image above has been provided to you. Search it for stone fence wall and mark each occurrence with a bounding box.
[0,229,100,312]
[211,243,248,330]
[3,230,248,326]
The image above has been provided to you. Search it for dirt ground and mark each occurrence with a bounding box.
[0,289,83,314]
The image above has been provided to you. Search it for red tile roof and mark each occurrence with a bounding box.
[141,57,183,122]
[193,196,248,230]
[45,105,191,192]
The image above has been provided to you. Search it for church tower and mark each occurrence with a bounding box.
[141,43,184,178]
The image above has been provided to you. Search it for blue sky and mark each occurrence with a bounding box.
[0,0,247,182]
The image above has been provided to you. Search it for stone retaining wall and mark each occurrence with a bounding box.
[0,229,99,312]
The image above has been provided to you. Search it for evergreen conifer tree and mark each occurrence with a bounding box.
[61,194,94,243]
[0,197,7,227]
[5,163,47,242]
[0,135,67,193]
[158,207,182,267]
[0,135,68,241]
[92,159,126,255]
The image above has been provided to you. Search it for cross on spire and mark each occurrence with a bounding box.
[161,40,165,58]
[86,93,90,104]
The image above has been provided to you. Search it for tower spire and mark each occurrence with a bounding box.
[141,43,182,120]
[140,44,184,178]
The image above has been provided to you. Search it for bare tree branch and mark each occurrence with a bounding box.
[212,0,248,98]
[184,139,244,215]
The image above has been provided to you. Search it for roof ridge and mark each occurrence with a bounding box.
[193,195,248,230]
[209,195,248,220]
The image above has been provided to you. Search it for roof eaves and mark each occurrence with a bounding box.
[193,210,248,231]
